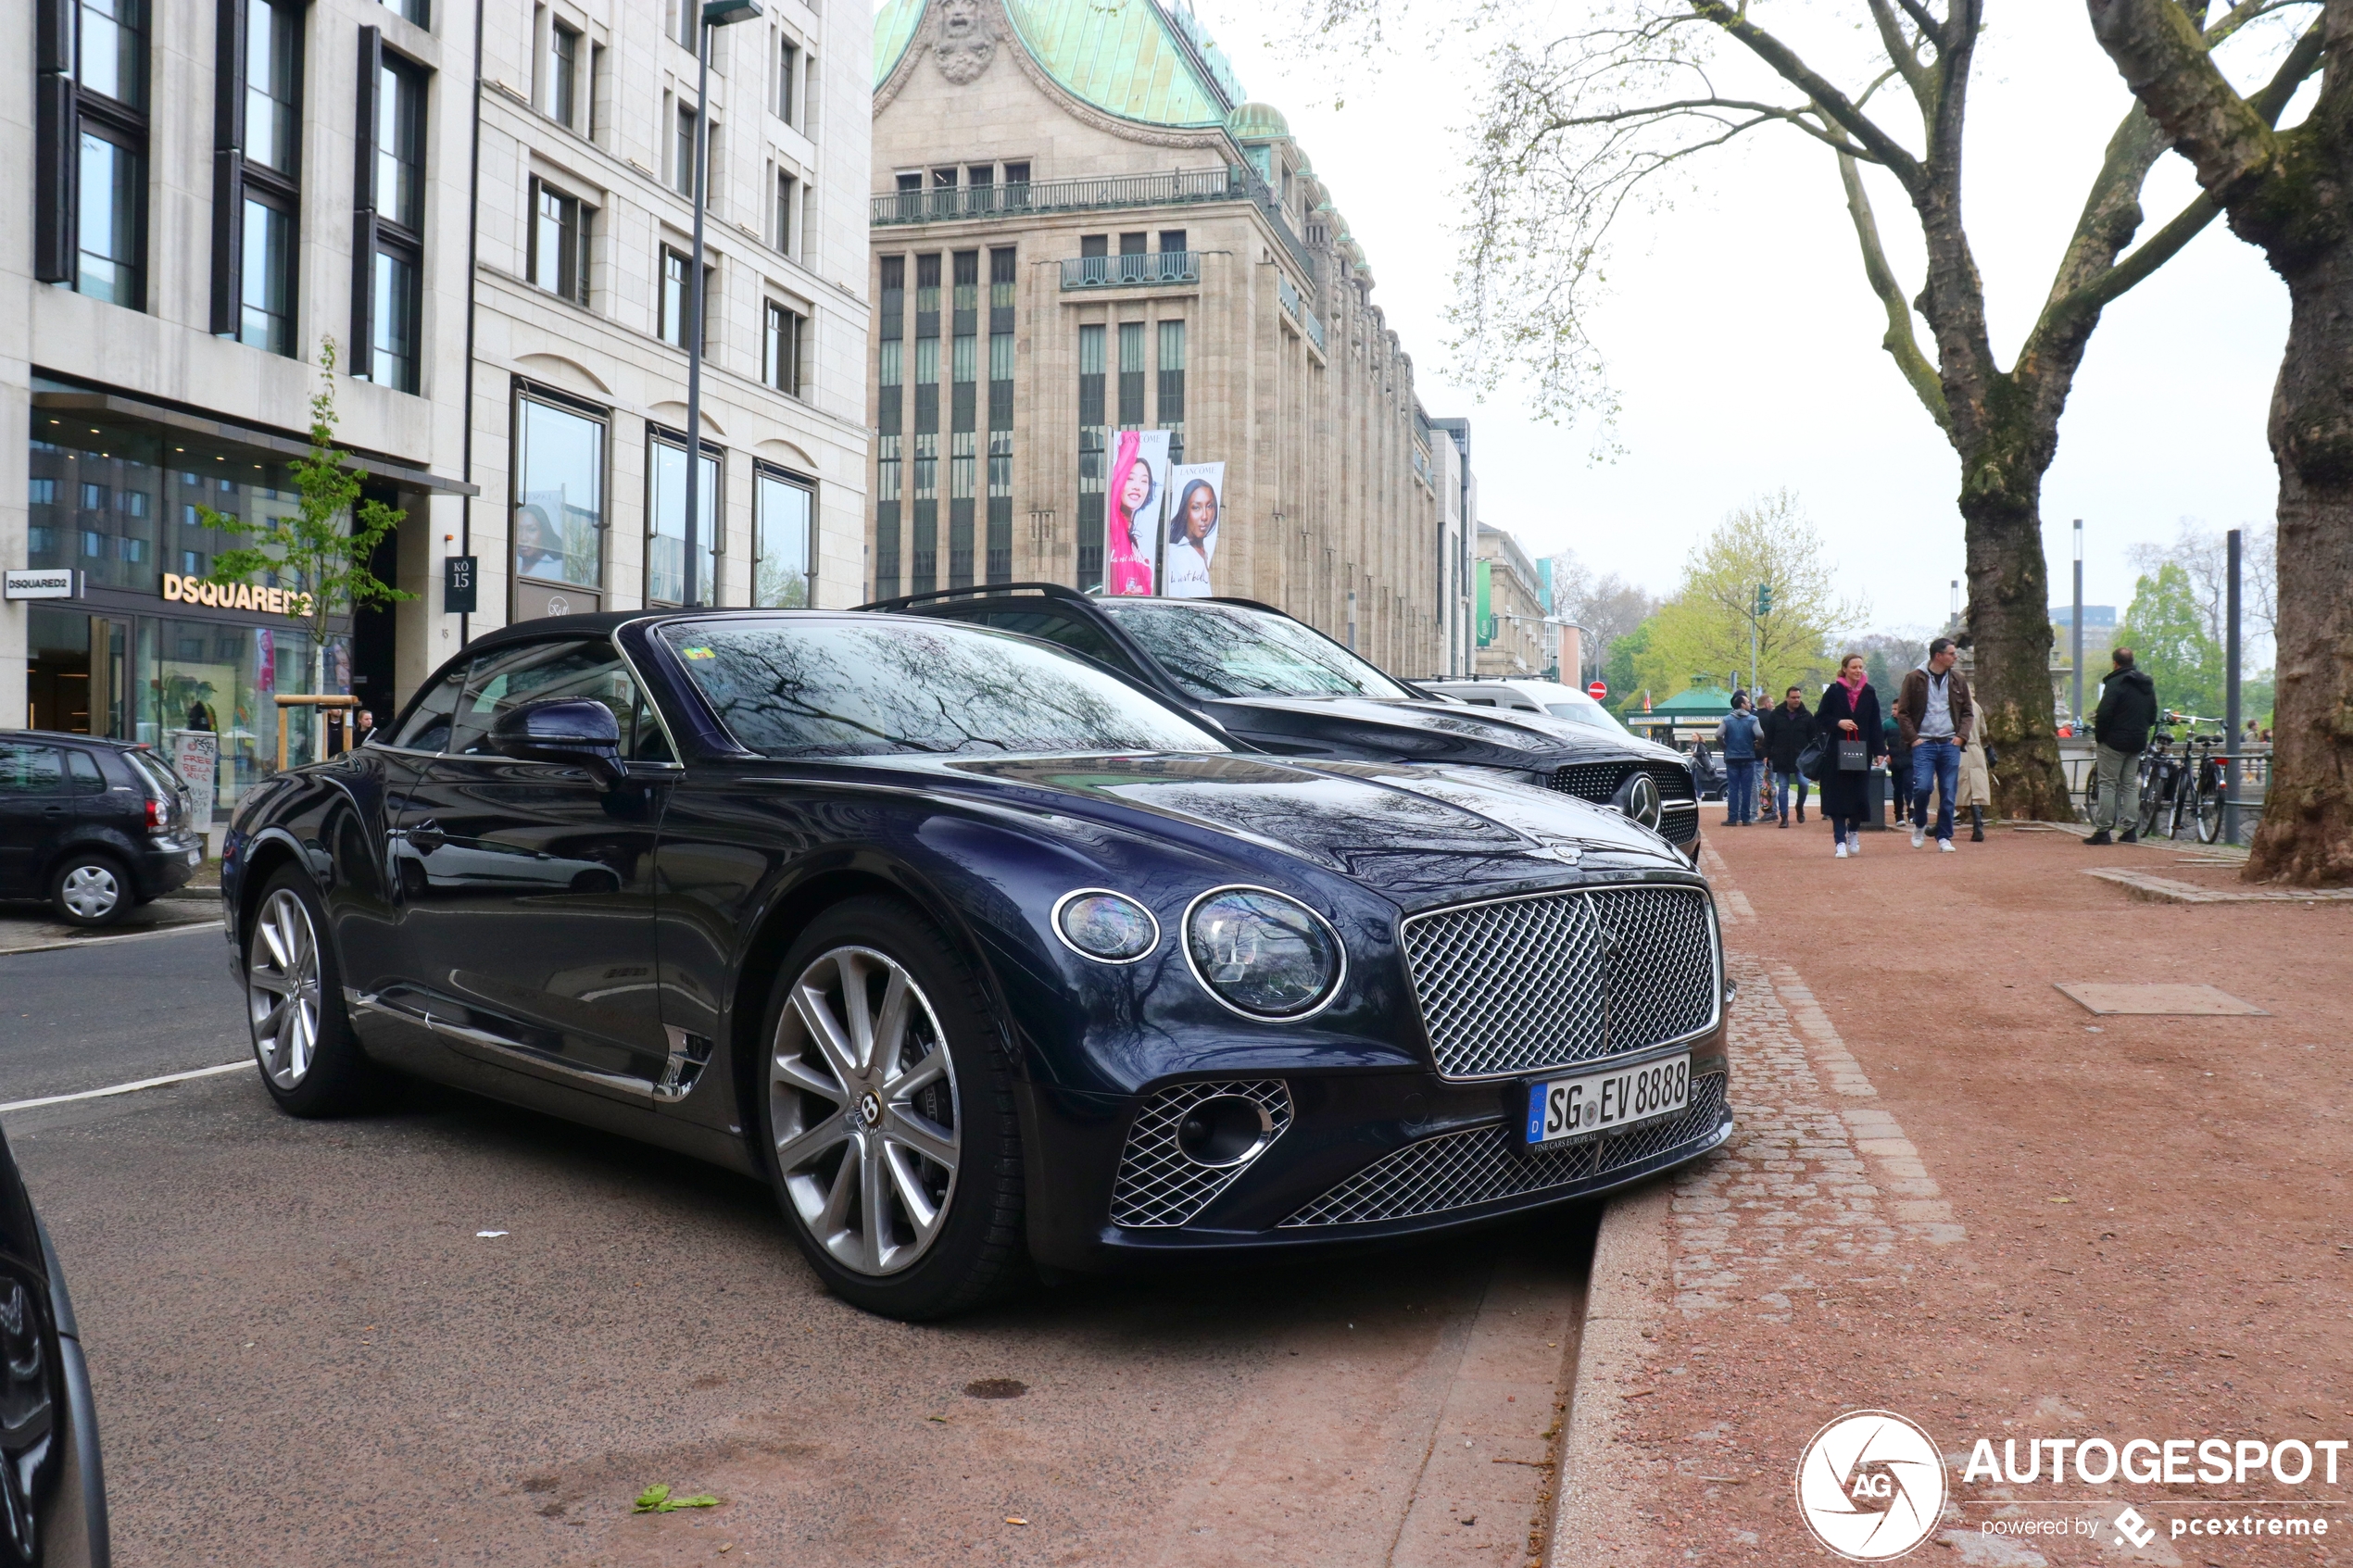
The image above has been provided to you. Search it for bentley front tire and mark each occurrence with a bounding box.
[245,869,381,1117]
[756,897,1026,1321]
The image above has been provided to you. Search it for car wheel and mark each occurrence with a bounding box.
[755,896,1026,1321]
[244,870,380,1117]
[48,852,131,928]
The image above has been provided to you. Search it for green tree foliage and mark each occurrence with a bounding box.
[2119,562,2223,720]
[196,338,412,654]
[1604,620,1651,716]
[1631,492,1861,704]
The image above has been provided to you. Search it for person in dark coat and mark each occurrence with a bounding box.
[1816,653,1885,858]
[2085,646,2158,846]
[1758,685,1814,827]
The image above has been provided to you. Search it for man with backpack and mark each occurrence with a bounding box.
[2085,646,2158,847]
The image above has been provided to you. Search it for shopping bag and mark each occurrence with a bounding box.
[1837,738,1869,771]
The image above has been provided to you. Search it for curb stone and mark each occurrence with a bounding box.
[1546,1181,1671,1568]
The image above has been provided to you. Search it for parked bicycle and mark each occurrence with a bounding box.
[2137,714,2227,842]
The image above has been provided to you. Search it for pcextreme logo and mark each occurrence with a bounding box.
[1795,1411,1948,1561]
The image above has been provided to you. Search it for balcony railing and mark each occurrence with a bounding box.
[1061,251,1201,289]
[1277,271,1327,353]
[873,167,1244,225]
[873,163,1322,292]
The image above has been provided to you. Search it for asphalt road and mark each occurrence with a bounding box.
[1,931,1594,1568]
[0,922,243,1101]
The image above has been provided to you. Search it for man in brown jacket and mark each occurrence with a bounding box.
[1894,638,1974,851]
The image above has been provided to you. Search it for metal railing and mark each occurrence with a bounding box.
[1060,251,1201,289]
[874,167,1243,225]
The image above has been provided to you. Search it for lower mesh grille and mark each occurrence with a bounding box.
[1278,1073,1726,1227]
[1109,1080,1292,1228]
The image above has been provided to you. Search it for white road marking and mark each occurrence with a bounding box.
[0,918,223,959]
[0,1060,249,1115]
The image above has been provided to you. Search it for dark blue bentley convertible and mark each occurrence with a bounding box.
[220,612,1730,1319]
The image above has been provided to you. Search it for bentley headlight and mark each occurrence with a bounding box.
[1052,890,1159,962]
[1184,887,1342,1018]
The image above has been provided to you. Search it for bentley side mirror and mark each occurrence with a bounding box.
[490,698,628,785]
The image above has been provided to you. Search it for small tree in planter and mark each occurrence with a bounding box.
[196,337,414,761]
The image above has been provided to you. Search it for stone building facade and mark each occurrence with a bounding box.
[866,0,1449,675]
[3,0,872,844]
[1476,521,1556,679]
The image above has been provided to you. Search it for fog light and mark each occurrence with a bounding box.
[1175,1094,1276,1168]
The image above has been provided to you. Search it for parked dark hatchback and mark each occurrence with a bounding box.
[862,586,1703,858]
[222,611,1730,1321]
[0,733,203,926]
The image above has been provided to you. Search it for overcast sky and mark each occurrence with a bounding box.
[1184,0,2295,636]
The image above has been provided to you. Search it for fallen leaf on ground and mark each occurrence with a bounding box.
[1006,1516,1029,1526]
[633,1485,721,1514]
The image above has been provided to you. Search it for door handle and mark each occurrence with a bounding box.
[42,805,66,817]
[403,821,447,853]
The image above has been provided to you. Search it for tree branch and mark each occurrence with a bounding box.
[1552,94,1878,158]
[1863,0,1937,119]
[2086,0,2294,221]
[1893,0,1948,44]
[1689,2,1927,191]
[1836,150,1952,434]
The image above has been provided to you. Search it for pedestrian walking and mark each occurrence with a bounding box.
[1759,685,1813,827]
[1815,654,1884,858]
[1895,637,1975,853]
[1718,694,1762,826]
[2084,646,2158,846]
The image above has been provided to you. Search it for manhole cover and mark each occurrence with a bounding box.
[2053,983,2269,1016]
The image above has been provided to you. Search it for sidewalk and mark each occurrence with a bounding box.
[0,869,220,956]
[1553,819,2353,1565]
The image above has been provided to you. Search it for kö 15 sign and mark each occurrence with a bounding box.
[162,571,312,617]
[444,556,478,614]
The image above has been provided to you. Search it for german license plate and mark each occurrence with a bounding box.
[1525,1053,1690,1146]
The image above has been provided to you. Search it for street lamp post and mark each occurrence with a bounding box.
[681,0,763,608]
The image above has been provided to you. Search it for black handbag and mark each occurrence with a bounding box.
[1795,734,1830,782]
[1837,738,1869,771]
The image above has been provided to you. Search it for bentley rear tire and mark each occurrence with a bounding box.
[755,896,1026,1321]
[245,869,382,1117]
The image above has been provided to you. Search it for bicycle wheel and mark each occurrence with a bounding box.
[2137,771,2168,838]
[2082,762,2100,822]
[2196,776,2224,844]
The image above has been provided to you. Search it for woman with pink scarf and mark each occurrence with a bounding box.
[1814,653,1885,858]
[1103,432,1157,596]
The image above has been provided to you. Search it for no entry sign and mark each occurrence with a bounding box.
[1587,680,1607,701]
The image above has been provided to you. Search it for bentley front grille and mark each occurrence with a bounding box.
[1399,885,1718,1081]
[1108,1080,1293,1228]
[1278,1073,1727,1227]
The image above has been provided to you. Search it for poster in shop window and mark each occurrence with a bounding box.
[171,732,218,829]
[1103,431,1172,596]
[1163,463,1225,598]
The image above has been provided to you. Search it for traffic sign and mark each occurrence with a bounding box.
[1587,680,1607,701]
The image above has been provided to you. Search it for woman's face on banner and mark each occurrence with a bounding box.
[1120,461,1152,515]
[1187,484,1217,541]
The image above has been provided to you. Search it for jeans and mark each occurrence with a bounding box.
[1910,738,1962,841]
[1723,759,1757,823]
[1773,770,1809,820]
[2094,742,2141,832]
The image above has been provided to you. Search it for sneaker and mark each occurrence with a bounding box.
[1834,841,1848,859]
[1847,834,1861,856]
[1938,838,1957,853]
[1911,825,1926,848]
[2084,829,2113,846]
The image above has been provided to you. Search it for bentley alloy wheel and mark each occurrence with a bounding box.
[247,887,322,1090]
[769,944,962,1277]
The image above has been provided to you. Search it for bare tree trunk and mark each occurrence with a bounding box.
[1958,458,2070,818]
[2089,0,2353,884]
[2250,254,2353,883]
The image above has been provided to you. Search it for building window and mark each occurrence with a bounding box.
[352,36,426,393]
[548,21,579,128]
[875,254,904,598]
[1117,321,1147,430]
[529,180,590,305]
[647,431,720,606]
[212,0,306,356]
[658,246,711,349]
[774,170,797,255]
[513,390,607,600]
[763,301,804,395]
[776,37,798,125]
[912,253,941,593]
[381,0,428,25]
[673,103,697,197]
[36,0,151,306]
[1077,322,1105,591]
[986,245,1013,583]
[754,465,813,608]
[1157,319,1187,464]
